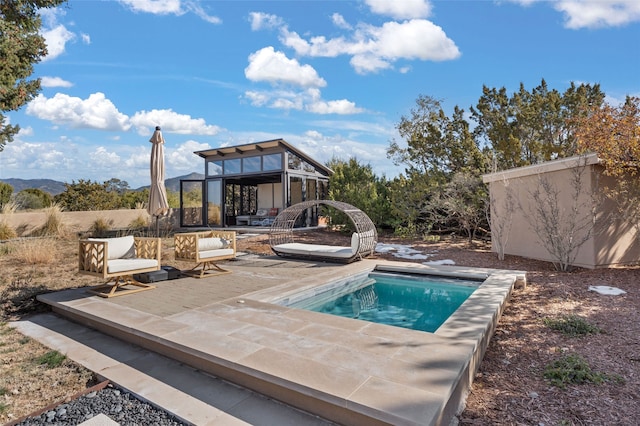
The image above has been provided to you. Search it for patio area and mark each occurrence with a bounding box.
[13,255,523,425]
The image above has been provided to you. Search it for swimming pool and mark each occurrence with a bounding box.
[284,271,482,333]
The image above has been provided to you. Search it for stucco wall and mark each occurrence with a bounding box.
[484,154,638,268]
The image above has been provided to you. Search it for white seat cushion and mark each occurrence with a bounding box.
[199,248,235,259]
[107,258,158,274]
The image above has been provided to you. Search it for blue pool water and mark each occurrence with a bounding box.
[291,272,481,333]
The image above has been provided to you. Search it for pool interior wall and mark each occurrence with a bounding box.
[283,271,482,333]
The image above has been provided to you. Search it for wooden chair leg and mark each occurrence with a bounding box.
[183,261,232,278]
[87,275,156,298]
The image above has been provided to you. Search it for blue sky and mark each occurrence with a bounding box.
[2,0,639,189]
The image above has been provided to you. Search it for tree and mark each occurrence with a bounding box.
[471,80,605,171]
[574,96,640,236]
[0,182,13,207]
[388,95,485,182]
[15,187,52,209]
[54,179,121,211]
[326,157,393,229]
[0,0,67,151]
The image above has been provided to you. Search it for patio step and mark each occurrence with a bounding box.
[11,312,335,426]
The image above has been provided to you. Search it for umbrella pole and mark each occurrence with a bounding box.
[155,215,160,237]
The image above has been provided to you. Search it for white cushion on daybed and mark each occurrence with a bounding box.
[199,248,235,259]
[273,243,353,259]
[107,258,158,273]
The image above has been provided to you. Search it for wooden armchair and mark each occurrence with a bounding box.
[78,235,161,298]
[174,230,236,278]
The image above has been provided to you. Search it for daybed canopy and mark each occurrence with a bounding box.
[269,200,377,263]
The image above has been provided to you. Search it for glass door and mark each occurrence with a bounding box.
[207,179,222,226]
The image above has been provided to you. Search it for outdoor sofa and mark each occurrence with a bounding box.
[78,235,161,298]
[174,230,236,278]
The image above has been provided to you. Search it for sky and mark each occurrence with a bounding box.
[1,0,639,189]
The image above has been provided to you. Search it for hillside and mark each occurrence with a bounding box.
[0,173,204,196]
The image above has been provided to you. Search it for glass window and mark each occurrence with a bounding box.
[288,153,302,170]
[207,160,223,176]
[263,153,282,171]
[224,158,241,175]
[243,156,261,173]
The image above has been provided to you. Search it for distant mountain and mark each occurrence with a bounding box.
[0,178,67,195]
[136,172,205,192]
[0,172,205,196]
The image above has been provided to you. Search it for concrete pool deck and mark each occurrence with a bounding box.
[13,256,525,426]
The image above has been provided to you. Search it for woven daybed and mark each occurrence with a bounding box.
[269,200,377,263]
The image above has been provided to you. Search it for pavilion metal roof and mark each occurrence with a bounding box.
[194,138,333,176]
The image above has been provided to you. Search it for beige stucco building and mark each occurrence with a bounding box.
[483,153,639,269]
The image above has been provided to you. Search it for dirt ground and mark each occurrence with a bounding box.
[1,230,638,425]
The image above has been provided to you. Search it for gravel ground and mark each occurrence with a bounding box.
[13,383,186,426]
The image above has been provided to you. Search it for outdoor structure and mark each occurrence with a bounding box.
[179,139,332,228]
[483,153,639,269]
[270,200,378,263]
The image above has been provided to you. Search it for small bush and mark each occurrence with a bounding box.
[544,315,601,337]
[128,214,149,230]
[89,217,113,237]
[35,203,67,237]
[0,401,7,415]
[0,222,16,240]
[36,350,66,368]
[544,353,621,389]
[10,238,56,264]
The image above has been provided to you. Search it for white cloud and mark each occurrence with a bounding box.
[41,24,75,61]
[117,0,184,15]
[364,0,432,19]
[129,109,223,136]
[281,19,460,74]
[40,76,73,88]
[245,47,327,88]
[117,0,221,23]
[507,0,640,28]
[332,13,352,30]
[90,146,121,166]
[81,33,91,44]
[249,12,284,30]
[26,92,131,131]
[166,140,212,171]
[555,0,640,28]
[243,88,363,115]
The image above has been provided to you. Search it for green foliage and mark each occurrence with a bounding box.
[0,182,13,206]
[544,353,621,389]
[14,188,53,210]
[326,157,393,229]
[121,188,149,209]
[544,315,601,337]
[36,350,66,368]
[0,0,68,151]
[470,79,605,171]
[0,401,7,414]
[388,95,486,180]
[54,179,122,211]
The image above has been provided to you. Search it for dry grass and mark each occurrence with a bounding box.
[0,231,638,425]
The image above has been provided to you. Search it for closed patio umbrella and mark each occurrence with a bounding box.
[148,126,169,236]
